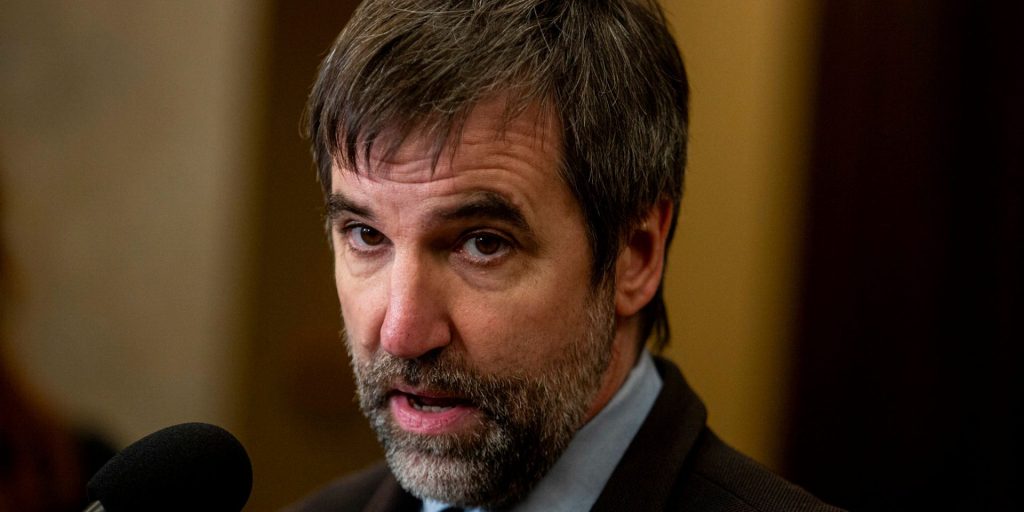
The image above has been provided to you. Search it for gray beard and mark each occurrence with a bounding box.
[345,286,615,509]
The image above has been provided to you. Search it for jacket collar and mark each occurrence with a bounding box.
[591,356,707,511]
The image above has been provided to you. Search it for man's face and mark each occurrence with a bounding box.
[329,99,623,507]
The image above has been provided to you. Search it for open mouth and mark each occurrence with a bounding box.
[389,389,477,434]
[406,393,464,413]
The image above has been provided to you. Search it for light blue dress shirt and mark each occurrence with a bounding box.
[423,350,663,512]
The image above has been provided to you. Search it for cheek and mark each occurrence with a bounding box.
[452,279,589,369]
[452,234,594,369]
[335,266,384,357]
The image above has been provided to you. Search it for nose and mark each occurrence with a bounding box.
[379,252,452,359]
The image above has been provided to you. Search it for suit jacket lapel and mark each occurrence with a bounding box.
[591,357,707,511]
[364,472,421,512]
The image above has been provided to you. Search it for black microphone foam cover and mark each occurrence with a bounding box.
[87,422,252,512]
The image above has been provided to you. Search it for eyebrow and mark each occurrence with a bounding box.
[436,192,530,233]
[326,191,534,239]
[326,193,372,221]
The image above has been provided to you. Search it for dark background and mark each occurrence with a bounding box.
[786,2,1023,510]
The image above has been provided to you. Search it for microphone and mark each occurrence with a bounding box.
[85,422,252,512]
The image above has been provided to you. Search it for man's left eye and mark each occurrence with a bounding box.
[461,233,510,261]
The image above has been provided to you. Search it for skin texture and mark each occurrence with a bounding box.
[328,97,670,507]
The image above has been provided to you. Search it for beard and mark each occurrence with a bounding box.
[345,285,616,509]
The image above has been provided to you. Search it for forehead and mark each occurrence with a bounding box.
[330,98,571,214]
[354,97,559,178]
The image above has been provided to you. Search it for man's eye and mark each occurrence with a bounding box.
[345,225,387,250]
[461,233,510,261]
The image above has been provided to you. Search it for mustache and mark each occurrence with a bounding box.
[353,349,531,418]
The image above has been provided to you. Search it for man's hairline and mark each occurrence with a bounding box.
[320,99,578,249]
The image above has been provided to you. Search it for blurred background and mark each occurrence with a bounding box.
[1,1,1020,511]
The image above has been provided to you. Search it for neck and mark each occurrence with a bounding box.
[582,315,642,423]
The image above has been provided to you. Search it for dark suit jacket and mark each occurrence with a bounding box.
[286,357,842,511]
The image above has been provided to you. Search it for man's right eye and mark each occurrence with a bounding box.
[343,224,387,251]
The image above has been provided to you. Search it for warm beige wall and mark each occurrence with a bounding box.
[659,0,819,468]
[0,0,264,445]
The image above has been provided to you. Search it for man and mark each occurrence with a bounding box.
[290,1,840,511]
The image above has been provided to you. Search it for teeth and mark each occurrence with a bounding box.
[417,404,454,413]
[408,396,455,413]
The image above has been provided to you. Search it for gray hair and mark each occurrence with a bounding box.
[307,0,689,351]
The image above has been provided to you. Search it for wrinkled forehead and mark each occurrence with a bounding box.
[333,94,563,180]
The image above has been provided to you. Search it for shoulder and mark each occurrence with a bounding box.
[283,462,392,512]
[597,356,842,511]
[674,430,843,512]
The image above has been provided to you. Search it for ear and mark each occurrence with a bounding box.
[615,200,674,317]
